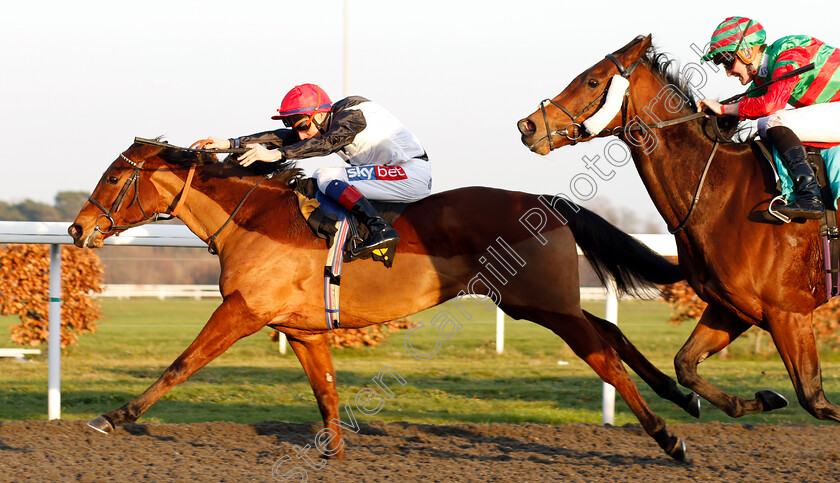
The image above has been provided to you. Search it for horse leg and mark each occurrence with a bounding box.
[673,303,780,417]
[285,331,346,458]
[583,310,700,418]
[88,292,265,432]
[536,310,686,460]
[765,309,840,422]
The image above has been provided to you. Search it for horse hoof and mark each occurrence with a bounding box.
[87,416,114,434]
[666,438,687,461]
[684,392,701,418]
[756,389,788,412]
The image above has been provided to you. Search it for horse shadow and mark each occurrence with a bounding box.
[252,419,686,468]
[0,422,29,454]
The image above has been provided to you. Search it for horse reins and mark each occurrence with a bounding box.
[537,53,720,234]
[205,177,266,255]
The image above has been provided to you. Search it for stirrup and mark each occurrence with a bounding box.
[765,195,792,223]
[351,235,399,258]
[350,225,398,252]
[776,200,825,220]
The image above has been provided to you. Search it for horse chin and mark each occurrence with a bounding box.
[521,136,552,156]
[531,142,552,156]
[71,227,104,249]
[89,236,105,249]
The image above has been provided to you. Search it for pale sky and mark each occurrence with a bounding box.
[1,0,836,231]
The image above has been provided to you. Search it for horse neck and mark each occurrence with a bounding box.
[155,166,297,252]
[623,72,740,233]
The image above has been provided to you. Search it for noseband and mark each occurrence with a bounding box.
[87,153,195,235]
[539,54,642,148]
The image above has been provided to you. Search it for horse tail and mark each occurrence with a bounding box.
[562,204,683,295]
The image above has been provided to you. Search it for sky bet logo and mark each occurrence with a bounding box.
[347,165,408,182]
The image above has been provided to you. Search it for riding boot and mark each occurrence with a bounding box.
[776,146,824,220]
[349,197,400,258]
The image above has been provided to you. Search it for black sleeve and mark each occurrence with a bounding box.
[276,108,367,160]
[233,129,301,149]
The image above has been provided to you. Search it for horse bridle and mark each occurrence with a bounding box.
[87,146,267,254]
[87,152,196,235]
[539,54,643,148]
[536,52,720,234]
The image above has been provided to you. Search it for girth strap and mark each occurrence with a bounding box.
[811,151,840,301]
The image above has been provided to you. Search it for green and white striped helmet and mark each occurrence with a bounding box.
[701,16,766,62]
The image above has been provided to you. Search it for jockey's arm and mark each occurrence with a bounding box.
[737,65,800,119]
[232,129,301,149]
[699,65,800,120]
[276,108,366,160]
[190,129,299,151]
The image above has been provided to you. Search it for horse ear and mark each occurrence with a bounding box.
[616,34,652,59]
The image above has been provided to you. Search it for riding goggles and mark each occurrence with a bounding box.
[283,114,312,132]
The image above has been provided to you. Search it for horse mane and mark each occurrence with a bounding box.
[216,154,304,186]
[642,43,698,112]
[641,42,746,142]
[151,140,305,186]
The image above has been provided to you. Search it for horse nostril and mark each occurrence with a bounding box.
[68,224,81,239]
[518,118,536,136]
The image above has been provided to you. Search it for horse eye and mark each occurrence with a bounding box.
[107,176,119,184]
[588,79,600,88]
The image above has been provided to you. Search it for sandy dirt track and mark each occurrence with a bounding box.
[2,420,840,482]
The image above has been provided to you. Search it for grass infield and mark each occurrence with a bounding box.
[1,298,839,426]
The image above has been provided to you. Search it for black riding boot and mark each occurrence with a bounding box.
[349,197,400,258]
[776,146,824,220]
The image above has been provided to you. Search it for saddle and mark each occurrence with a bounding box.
[754,139,840,300]
[291,177,407,267]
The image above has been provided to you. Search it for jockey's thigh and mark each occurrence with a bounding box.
[313,159,432,203]
[761,102,840,143]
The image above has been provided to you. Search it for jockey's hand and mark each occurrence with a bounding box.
[238,143,284,167]
[190,137,231,150]
[697,98,724,116]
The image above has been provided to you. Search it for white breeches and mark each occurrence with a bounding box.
[758,101,840,143]
[313,159,432,203]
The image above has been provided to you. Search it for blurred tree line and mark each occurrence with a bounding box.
[0,192,89,221]
[2,192,663,287]
[1,192,220,284]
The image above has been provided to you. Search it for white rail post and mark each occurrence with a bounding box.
[495,308,505,354]
[48,244,62,420]
[278,332,287,355]
[602,277,619,425]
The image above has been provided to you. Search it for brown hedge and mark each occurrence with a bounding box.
[0,244,103,348]
[663,280,840,350]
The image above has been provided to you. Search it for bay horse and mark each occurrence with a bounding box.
[68,139,694,459]
[517,34,839,422]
